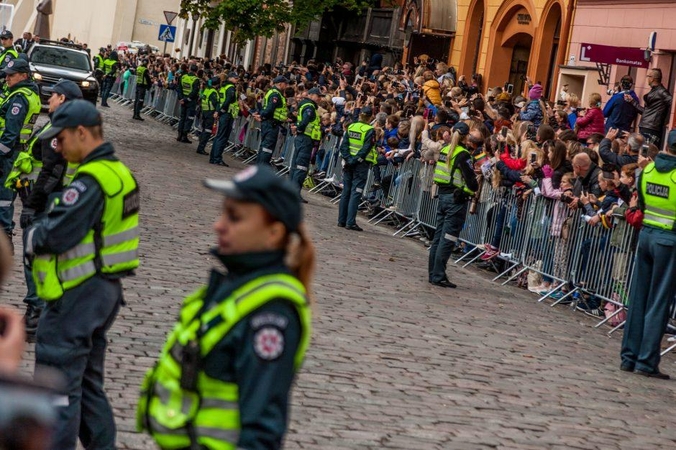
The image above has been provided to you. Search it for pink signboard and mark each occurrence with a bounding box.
[579,42,649,69]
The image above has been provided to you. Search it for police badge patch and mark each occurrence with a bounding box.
[61,188,80,205]
[253,327,285,361]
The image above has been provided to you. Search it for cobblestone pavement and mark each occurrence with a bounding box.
[2,103,676,449]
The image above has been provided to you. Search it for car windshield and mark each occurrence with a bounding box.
[30,47,90,71]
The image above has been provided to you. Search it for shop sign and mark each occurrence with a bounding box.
[579,42,649,68]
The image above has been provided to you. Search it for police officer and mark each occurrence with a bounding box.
[338,106,377,231]
[25,100,140,449]
[0,30,18,70]
[290,87,321,201]
[0,59,41,252]
[93,48,106,96]
[100,50,119,107]
[196,77,221,159]
[428,122,479,288]
[210,72,239,165]
[254,76,288,165]
[133,58,152,121]
[4,79,82,336]
[177,64,200,144]
[620,129,676,379]
[138,164,313,450]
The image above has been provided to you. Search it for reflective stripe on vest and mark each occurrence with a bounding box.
[200,88,217,112]
[137,274,312,449]
[219,84,239,116]
[640,162,676,231]
[263,88,288,122]
[3,151,42,189]
[32,160,140,301]
[181,74,198,96]
[346,122,377,164]
[433,145,474,195]
[298,102,321,140]
[0,87,42,144]
[64,162,78,186]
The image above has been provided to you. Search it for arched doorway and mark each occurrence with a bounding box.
[505,33,533,94]
[459,0,485,78]
[484,1,536,93]
[534,1,563,98]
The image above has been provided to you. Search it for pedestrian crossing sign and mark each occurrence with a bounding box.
[158,25,176,43]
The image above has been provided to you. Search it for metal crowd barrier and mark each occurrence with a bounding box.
[112,90,642,336]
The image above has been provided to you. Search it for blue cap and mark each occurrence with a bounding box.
[227,72,239,79]
[2,59,30,74]
[204,165,302,233]
[452,122,470,136]
[668,129,676,150]
[39,100,102,140]
[360,106,373,116]
[273,76,288,84]
[307,87,321,96]
[52,79,83,100]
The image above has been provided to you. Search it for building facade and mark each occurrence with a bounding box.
[562,0,676,132]
[6,0,180,53]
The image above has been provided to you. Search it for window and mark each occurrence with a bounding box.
[30,47,90,71]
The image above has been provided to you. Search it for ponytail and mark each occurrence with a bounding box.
[446,130,464,168]
[284,223,316,305]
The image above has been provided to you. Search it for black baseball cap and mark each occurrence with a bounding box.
[39,100,102,140]
[2,59,30,74]
[0,30,13,39]
[204,165,302,233]
[227,72,239,79]
[273,76,289,84]
[307,87,321,96]
[52,79,83,100]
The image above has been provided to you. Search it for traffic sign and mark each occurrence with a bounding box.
[158,25,176,43]
[164,11,178,25]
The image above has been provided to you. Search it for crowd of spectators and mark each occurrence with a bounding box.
[99,47,669,317]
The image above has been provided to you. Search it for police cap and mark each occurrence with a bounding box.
[209,76,221,87]
[360,106,373,117]
[307,87,321,96]
[52,79,83,100]
[273,76,289,84]
[39,100,102,140]
[2,59,30,74]
[0,30,13,40]
[189,64,198,72]
[452,122,470,136]
[227,72,239,79]
[204,165,302,233]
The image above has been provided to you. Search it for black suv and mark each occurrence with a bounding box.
[27,40,99,105]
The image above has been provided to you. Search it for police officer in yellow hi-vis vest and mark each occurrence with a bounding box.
[428,121,479,288]
[100,50,119,107]
[138,164,314,450]
[24,100,140,449]
[133,58,152,121]
[338,105,377,231]
[4,79,83,337]
[210,72,239,166]
[254,76,288,165]
[0,58,41,251]
[290,87,321,201]
[620,129,676,380]
[0,29,19,73]
[196,76,221,158]
[177,64,200,144]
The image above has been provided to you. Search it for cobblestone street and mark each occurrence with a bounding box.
[2,103,676,449]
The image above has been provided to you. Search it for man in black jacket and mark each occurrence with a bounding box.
[598,128,642,167]
[625,68,672,149]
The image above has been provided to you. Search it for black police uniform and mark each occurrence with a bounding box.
[100,52,119,107]
[29,143,130,450]
[258,87,285,165]
[196,85,220,156]
[337,122,374,230]
[177,71,200,143]
[0,78,40,241]
[211,81,238,165]
[291,98,317,194]
[133,63,152,120]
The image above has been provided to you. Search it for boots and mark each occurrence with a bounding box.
[24,304,42,336]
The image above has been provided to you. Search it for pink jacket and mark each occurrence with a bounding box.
[541,177,571,237]
[575,107,605,139]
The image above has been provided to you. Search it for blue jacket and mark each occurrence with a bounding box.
[603,91,639,132]
[519,100,543,127]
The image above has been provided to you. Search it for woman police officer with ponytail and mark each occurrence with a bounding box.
[428,121,479,288]
[138,165,315,450]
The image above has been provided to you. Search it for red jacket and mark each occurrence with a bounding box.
[575,107,605,139]
[500,144,526,171]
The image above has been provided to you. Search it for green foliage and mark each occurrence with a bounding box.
[180,0,375,43]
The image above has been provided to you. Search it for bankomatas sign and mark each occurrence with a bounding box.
[579,42,649,69]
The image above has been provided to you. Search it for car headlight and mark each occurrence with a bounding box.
[33,73,43,81]
[81,81,90,88]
